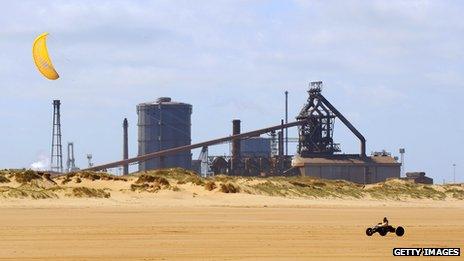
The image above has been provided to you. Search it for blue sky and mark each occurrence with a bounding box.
[0,0,462,182]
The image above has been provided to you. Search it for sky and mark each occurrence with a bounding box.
[0,0,462,182]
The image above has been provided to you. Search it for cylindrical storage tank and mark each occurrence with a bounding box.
[137,97,192,171]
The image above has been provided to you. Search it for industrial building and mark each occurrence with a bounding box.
[88,81,401,184]
[292,153,400,184]
[137,97,192,171]
[404,172,433,184]
[240,137,271,158]
[290,81,400,183]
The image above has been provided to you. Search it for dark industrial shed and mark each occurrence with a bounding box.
[404,172,433,184]
[292,154,401,184]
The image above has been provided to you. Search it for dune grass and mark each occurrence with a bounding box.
[0,169,462,201]
[443,185,464,199]
[66,171,127,182]
[204,181,217,191]
[130,173,171,193]
[0,175,10,183]
[0,185,60,199]
[365,181,447,200]
[68,187,110,198]
[14,170,42,184]
[219,183,240,193]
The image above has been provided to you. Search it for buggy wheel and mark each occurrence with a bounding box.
[366,228,373,236]
[379,228,387,236]
[395,226,404,236]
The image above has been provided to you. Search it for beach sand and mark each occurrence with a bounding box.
[0,195,462,260]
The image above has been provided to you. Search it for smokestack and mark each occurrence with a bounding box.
[278,119,284,157]
[285,91,288,156]
[231,119,241,175]
[123,118,129,175]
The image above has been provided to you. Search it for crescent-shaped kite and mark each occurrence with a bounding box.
[32,32,59,80]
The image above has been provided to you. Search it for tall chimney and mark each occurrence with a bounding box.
[278,131,284,157]
[285,91,288,156]
[123,118,129,175]
[278,119,284,157]
[231,119,241,175]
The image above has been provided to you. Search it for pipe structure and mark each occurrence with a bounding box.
[83,120,306,172]
[317,94,366,157]
[123,118,129,175]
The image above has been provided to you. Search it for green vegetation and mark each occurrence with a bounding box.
[68,187,110,198]
[14,170,41,184]
[443,185,464,199]
[61,176,72,184]
[365,181,446,200]
[250,181,288,196]
[131,173,171,193]
[0,169,462,201]
[219,183,240,193]
[204,181,216,191]
[247,178,363,198]
[142,168,198,180]
[0,175,10,183]
[66,171,127,182]
[0,184,60,199]
[135,174,170,186]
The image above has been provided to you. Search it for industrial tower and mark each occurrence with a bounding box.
[123,118,129,175]
[66,142,76,172]
[296,81,366,157]
[51,100,63,172]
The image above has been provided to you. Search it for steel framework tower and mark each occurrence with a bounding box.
[296,81,366,157]
[86,154,93,168]
[51,100,63,172]
[296,82,339,156]
[66,142,76,172]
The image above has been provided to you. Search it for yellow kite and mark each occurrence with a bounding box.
[32,32,59,80]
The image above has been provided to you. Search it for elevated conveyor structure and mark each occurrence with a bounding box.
[84,120,306,172]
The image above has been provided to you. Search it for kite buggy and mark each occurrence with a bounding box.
[365,217,404,236]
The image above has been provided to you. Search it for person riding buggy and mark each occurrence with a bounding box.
[366,217,404,237]
[375,217,389,228]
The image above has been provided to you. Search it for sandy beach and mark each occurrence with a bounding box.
[0,196,463,261]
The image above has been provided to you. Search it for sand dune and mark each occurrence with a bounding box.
[1,169,463,205]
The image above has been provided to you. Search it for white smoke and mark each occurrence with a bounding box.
[30,154,50,171]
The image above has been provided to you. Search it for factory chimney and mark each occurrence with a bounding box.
[278,119,284,157]
[285,91,288,156]
[231,119,241,175]
[123,118,129,175]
